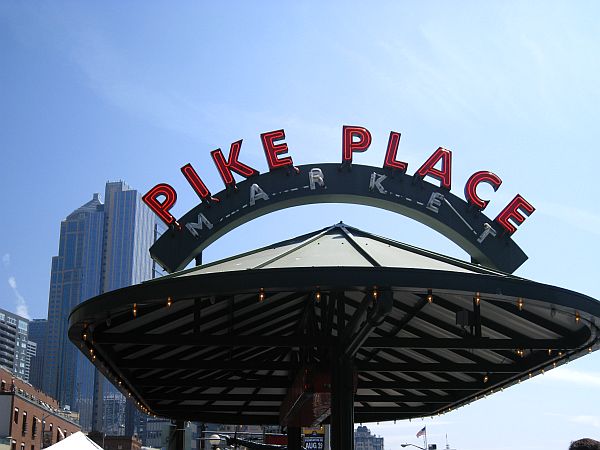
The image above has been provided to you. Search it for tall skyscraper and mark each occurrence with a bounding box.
[43,181,159,433]
[354,426,384,450]
[0,307,36,382]
[27,318,47,390]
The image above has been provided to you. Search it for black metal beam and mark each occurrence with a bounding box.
[93,301,172,336]
[338,298,460,414]
[132,332,296,397]
[483,298,575,337]
[210,348,289,414]
[119,359,294,370]
[193,297,202,334]
[358,380,485,390]
[151,394,262,403]
[431,295,535,342]
[354,406,438,414]
[116,308,303,379]
[344,290,393,358]
[123,300,200,335]
[341,294,371,344]
[342,296,485,374]
[148,296,306,363]
[143,392,457,403]
[335,297,464,397]
[354,412,435,422]
[111,291,305,359]
[356,295,428,361]
[154,412,280,425]
[135,347,287,389]
[155,405,280,413]
[96,333,332,347]
[361,337,580,350]
[354,361,525,373]
[134,377,292,388]
[155,409,446,425]
[390,296,520,363]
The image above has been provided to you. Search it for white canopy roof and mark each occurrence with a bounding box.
[46,432,103,450]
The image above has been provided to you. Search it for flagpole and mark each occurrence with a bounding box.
[424,427,427,450]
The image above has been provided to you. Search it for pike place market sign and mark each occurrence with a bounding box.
[143,126,535,274]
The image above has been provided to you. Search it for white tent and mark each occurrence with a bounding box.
[46,431,104,450]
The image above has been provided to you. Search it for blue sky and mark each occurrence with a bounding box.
[1,2,599,448]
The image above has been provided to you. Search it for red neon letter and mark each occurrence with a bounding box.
[464,171,503,211]
[416,147,452,190]
[181,163,216,203]
[383,131,408,172]
[342,126,372,163]
[495,195,535,235]
[211,140,259,187]
[142,183,177,226]
[261,129,293,170]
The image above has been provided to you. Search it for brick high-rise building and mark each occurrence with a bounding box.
[0,367,80,450]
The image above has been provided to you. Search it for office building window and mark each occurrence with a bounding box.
[22,412,27,436]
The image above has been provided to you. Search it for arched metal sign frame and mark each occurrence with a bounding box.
[150,163,528,273]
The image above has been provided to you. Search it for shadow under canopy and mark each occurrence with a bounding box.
[69,223,600,429]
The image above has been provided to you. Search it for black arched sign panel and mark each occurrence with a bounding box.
[150,163,527,273]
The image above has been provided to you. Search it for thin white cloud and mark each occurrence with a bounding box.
[544,367,600,387]
[535,200,600,237]
[544,412,600,429]
[571,415,600,428]
[67,27,340,158]
[2,253,9,268]
[7,276,30,319]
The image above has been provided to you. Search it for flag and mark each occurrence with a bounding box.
[416,426,426,438]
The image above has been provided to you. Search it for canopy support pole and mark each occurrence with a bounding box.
[168,420,185,450]
[331,354,355,450]
[287,426,301,450]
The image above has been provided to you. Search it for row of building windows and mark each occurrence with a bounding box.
[13,408,71,436]
[8,443,35,450]
[0,315,17,326]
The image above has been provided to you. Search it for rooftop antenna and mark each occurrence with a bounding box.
[446,433,450,449]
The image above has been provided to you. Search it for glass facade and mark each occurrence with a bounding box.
[27,319,47,391]
[43,182,158,433]
[43,193,104,431]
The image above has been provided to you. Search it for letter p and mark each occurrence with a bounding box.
[342,126,372,164]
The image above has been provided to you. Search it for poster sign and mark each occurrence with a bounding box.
[42,430,53,448]
[303,426,325,450]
